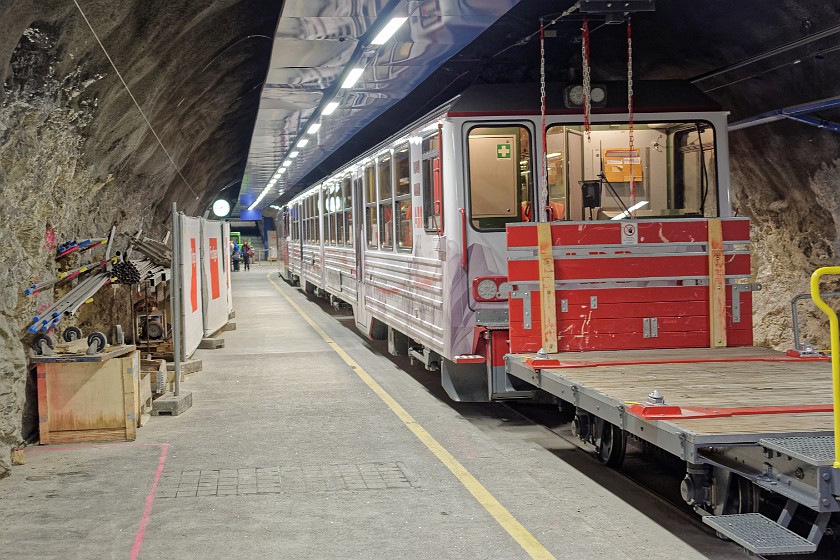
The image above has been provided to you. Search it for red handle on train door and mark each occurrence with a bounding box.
[459,207,467,270]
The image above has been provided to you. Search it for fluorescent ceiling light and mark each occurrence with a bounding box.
[282,160,291,167]
[248,185,273,210]
[277,167,286,173]
[371,17,407,45]
[322,101,340,115]
[297,138,309,147]
[341,67,365,89]
[422,122,439,132]
[289,151,299,158]
[270,205,281,210]
[307,122,321,134]
[611,200,650,221]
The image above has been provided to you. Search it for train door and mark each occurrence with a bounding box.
[279,207,290,280]
[442,121,535,402]
[353,171,367,330]
[463,121,535,295]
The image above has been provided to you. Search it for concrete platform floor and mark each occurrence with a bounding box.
[0,270,748,559]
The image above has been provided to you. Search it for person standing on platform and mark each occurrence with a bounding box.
[243,241,253,271]
[232,246,241,271]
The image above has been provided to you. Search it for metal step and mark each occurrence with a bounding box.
[759,436,835,466]
[703,513,817,555]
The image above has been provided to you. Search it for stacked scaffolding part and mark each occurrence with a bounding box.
[122,232,171,267]
[27,271,114,333]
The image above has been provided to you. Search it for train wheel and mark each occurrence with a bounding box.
[596,421,627,468]
[724,475,760,514]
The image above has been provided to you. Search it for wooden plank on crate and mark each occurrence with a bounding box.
[124,353,137,441]
[30,344,137,363]
[708,219,727,347]
[537,223,557,353]
[36,364,50,444]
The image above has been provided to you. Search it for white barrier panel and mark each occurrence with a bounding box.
[223,221,233,315]
[180,215,204,358]
[200,219,228,336]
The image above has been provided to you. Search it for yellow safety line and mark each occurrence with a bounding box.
[810,267,840,469]
[267,273,555,560]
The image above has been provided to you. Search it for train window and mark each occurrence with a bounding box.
[467,125,532,230]
[394,144,412,251]
[556,121,718,220]
[395,145,410,197]
[378,154,393,250]
[421,133,442,234]
[365,163,377,248]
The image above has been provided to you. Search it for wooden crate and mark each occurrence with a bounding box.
[34,348,139,444]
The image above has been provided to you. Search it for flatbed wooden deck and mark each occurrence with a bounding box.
[507,347,834,455]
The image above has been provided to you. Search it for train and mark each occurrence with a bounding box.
[275,81,839,555]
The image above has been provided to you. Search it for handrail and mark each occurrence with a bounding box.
[809,266,840,469]
[791,291,840,351]
[459,208,467,270]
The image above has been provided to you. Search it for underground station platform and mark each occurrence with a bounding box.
[0,272,756,560]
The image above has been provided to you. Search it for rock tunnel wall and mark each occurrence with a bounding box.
[0,0,278,477]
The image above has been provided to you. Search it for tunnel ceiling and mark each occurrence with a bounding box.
[239,0,840,211]
[238,0,522,213]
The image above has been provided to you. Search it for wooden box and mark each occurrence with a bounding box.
[35,348,139,444]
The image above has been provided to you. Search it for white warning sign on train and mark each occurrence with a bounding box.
[621,222,638,245]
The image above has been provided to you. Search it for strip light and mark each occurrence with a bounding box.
[307,123,321,134]
[249,184,273,210]
[611,200,649,220]
[289,151,299,158]
[322,101,340,115]
[341,67,365,89]
[297,138,309,147]
[371,17,407,45]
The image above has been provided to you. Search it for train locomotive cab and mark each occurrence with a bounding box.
[441,81,730,402]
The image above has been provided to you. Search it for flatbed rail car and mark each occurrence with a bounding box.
[501,218,839,555]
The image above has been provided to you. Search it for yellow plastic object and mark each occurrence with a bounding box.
[810,266,840,469]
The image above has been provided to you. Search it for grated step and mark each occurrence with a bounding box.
[703,513,817,555]
[758,436,835,466]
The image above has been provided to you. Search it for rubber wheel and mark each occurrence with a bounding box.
[87,331,107,353]
[596,421,627,468]
[146,320,164,340]
[31,333,55,355]
[63,326,82,342]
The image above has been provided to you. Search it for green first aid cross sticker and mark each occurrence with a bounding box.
[496,144,511,158]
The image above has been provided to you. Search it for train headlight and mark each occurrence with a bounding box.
[472,276,509,302]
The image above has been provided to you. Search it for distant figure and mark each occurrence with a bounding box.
[243,241,254,271]
[232,247,241,271]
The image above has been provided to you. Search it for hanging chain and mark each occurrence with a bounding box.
[539,22,549,220]
[627,16,636,215]
[582,17,591,142]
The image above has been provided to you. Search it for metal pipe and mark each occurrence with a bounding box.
[691,23,840,84]
[809,267,840,469]
[729,95,840,132]
[170,202,182,397]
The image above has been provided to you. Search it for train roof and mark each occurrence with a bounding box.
[447,80,722,116]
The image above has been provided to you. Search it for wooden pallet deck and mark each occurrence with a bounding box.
[538,347,835,437]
